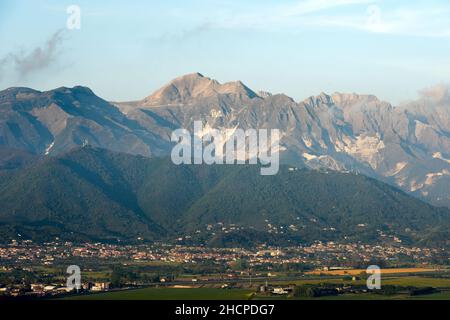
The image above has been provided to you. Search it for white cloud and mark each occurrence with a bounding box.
[212,0,373,30]
[268,0,374,18]
[308,5,450,37]
[211,0,450,37]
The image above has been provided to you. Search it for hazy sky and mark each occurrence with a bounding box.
[1,0,450,104]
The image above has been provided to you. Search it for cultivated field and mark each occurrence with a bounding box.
[61,273,450,301]
[64,287,254,300]
[305,268,438,276]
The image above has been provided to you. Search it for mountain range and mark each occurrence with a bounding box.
[1,73,449,208]
[1,73,450,246]
[0,147,448,246]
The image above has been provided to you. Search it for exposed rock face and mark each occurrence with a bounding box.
[140,73,259,106]
[1,75,449,207]
[0,86,171,157]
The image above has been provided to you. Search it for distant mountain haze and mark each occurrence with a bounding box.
[1,73,449,208]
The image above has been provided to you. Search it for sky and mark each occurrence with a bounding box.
[1,0,450,104]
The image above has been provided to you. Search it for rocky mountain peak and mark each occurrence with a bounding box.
[1,75,449,208]
[140,73,259,106]
[258,91,273,98]
[331,92,381,106]
[302,92,333,107]
[0,87,41,103]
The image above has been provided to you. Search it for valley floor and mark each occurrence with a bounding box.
[60,273,450,301]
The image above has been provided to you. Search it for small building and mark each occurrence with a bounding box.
[91,282,110,292]
[43,285,56,292]
[31,284,44,292]
[272,287,289,295]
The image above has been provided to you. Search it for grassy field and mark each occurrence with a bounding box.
[382,276,450,287]
[305,268,438,276]
[290,291,450,300]
[407,291,450,300]
[61,274,450,300]
[286,276,450,288]
[63,287,254,300]
[290,290,450,300]
[62,285,450,301]
[273,275,450,288]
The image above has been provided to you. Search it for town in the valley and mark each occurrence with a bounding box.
[1,234,448,300]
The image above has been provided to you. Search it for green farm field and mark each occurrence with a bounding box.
[272,275,450,288]
[63,287,254,300]
[61,274,450,300]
